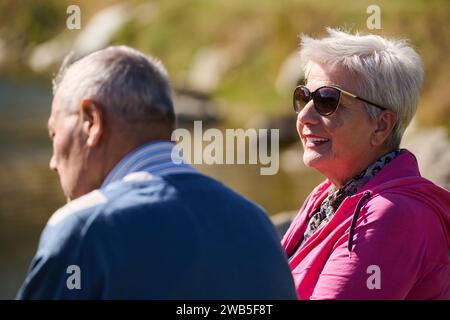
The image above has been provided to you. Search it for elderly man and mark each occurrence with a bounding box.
[282,28,450,299]
[17,46,296,299]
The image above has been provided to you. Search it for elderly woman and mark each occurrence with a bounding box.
[282,28,450,299]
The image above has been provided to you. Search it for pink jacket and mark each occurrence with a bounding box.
[282,150,450,299]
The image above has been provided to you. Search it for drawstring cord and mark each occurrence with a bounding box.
[348,191,371,258]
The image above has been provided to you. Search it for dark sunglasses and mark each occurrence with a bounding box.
[293,85,387,116]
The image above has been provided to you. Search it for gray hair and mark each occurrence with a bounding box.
[53,46,175,130]
[299,28,423,149]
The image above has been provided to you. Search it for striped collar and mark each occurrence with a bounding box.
[100,140,196,188]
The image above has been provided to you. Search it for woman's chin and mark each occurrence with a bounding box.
[302,150,329,169]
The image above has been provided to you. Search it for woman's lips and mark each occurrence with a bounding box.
[303,135,330,148]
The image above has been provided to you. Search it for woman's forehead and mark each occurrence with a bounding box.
[305,62,358,92]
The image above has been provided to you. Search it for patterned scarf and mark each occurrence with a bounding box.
[302,149,401,242]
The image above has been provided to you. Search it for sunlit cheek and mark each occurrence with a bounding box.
[59,127,76,157]
[322,114,342,134]
[295,112,302,129]
[296,123,304,143]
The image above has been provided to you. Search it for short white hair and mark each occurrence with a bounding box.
[53,46,175,129]
[299,28,423,149]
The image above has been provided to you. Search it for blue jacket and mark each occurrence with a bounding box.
[17,141,296,299]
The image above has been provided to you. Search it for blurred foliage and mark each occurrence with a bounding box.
[0,0,449,131]
[0,1,65,61]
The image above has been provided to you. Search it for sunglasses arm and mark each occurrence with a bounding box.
[339,88,357,99]
[340,89,387,111]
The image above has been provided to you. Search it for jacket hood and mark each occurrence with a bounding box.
[363,150,450,248]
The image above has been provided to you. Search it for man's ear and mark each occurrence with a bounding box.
[371,110,397,146]
[79,98,104,147]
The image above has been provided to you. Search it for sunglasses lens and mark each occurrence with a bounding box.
[314,87,340,115]
[293,86,310,113]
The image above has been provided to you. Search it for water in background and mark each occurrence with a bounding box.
[0,78,322,299]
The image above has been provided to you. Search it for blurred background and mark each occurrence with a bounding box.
[0,0,449,299]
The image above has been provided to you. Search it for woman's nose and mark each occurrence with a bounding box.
[297,100,320,126]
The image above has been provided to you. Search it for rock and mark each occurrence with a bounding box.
[187,26,267,94]
[401,124,450,190]
[172,88,221,126]
[246,113,298,145]
[270,211,297,239]
[187,47,234,94]
[133,2,159,27]
[280,143,307,173]
[28,32,74,73]
[28,3,149,73]
[72,4,132,57]
[275,51,303,95]
[0,38,5,68]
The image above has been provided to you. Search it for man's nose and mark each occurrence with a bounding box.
[297,100,320,126]
[49,155,57,172]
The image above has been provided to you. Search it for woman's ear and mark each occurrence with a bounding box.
[79,98,104,147]
[371,111,397,146]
